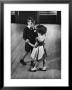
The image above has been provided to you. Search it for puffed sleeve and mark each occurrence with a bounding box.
[34,30,38,37]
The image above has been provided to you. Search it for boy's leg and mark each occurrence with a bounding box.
[20,52,28,65]
[20,43,31,65]
[23,52,29,60]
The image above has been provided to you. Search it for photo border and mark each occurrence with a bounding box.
[0,0,70,89]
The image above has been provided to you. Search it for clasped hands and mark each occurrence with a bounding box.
[25,39,37,48]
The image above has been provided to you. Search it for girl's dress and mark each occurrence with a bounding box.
[31,34,47,61]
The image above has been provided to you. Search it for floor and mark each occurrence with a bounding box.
[11,24,61,79]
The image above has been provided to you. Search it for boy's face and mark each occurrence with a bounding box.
[27,20,32,27]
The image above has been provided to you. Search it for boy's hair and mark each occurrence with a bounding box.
[27,17,35,24]
[36,25,47,35]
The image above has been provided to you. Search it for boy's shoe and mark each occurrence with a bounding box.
[20,59,26,65]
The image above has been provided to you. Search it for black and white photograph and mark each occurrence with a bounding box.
[4,4,69,86]
[11,11,61,79]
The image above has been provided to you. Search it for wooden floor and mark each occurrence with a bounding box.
[11,24,61,79]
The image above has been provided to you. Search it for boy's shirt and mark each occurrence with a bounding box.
[23,26,38,44]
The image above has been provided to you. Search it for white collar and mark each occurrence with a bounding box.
[27,25,31,29]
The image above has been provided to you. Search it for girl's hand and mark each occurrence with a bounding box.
[34,44,37,48]
[33,45,35,48]
[34,42,38,48]
[25,39,29,43]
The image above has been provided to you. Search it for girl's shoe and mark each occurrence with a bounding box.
[30,67,37,72]
[42,66,47,71]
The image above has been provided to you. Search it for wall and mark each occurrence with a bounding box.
[11,11,61,24]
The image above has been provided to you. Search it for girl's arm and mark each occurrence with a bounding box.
[28,42,35,47]
[28,41,38,48]
[34,42,38,48]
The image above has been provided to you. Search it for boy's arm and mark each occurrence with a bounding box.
[23,28,27,40]
[23,27,30,43]
[23,27,29,41]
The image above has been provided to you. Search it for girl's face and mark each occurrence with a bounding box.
[38,33,41,37]
[27,20,32,26]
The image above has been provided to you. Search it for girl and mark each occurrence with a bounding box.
[29,25,47,71]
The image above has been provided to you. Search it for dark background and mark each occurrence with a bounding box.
[11,11,61,24]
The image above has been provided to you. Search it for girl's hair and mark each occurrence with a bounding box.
[36,25,47,35]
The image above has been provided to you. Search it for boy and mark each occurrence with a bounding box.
[20,17,38,65]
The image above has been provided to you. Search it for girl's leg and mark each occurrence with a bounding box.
[30,47,38,71]
[30,60,35,69]
[43,58,46,67]
[42,48,47,71]
[42,58,47,71]
[30,60,39,71]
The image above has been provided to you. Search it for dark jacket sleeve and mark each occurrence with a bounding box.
[23,27,27,40]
